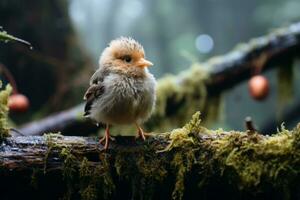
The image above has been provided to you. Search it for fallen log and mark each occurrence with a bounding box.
[18,22,300,136]
[2,113,300,200]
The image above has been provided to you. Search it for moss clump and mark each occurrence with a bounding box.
[44,132,63,172]
[79,158,98,200]
[60,147,77,182]
[171,150,196,200]
[160,111,204,152]
[156,112,204,199]
[0,83,12,141]
[154,112,300,199]
[183,111,203,134]
[44,133,78,199]
[207,123,300,196]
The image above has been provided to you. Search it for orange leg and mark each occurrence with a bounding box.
[135,123,148,141]
[99,124,111,149]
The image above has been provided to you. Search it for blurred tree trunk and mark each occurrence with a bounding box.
[0,0,93,123]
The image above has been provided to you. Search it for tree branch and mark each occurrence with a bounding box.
[2,115,300,199]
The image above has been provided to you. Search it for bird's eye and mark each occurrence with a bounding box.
[123,55,132,63]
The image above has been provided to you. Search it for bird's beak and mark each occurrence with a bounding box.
[136,58,153,68]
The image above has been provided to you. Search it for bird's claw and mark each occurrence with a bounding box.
[99,135,115,144]
[136,127,151,141]
[99,124,114,150]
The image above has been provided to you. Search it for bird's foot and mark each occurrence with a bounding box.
[99,124,114,150]
[135,125,150,141]
[99,135,115,144]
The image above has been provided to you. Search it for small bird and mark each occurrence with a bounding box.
[83,37,156,149]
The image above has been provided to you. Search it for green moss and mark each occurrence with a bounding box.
[39,112,300,200]
[79,155,115,200]
[0,83,12,141]
[153,112,300,199]
[153,112,204,199]
[171,150,195,200]
[136,152,168,182]
[79,184,98,200]
[44,133,79,199]
[44,132,63,172]
[183,111,202,133]
[160,111,204,152]
[98,154,115,198]
[60,147,77,181]
[60,147,77,200]
[208,124,300,192]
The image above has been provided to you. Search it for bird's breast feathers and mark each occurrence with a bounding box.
[87,72,156,124]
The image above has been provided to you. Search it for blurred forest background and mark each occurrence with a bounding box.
[0,0,300,132]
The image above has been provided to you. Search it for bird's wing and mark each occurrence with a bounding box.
[89,67,110,85]
[84,68,111,116]
[83,83,105,116]
[83,68,109,116]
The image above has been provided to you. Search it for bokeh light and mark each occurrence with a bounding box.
[195,34,214,54]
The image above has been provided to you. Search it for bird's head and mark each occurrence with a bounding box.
[99,37,153,76]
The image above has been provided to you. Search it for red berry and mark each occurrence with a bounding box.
[248,75,269,101]
[8,93,29,112]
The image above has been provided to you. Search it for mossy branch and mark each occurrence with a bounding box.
[2,113,300,199]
